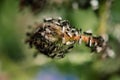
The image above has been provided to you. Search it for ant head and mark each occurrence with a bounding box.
[97,36,104,47]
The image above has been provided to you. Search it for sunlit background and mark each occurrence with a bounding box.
[0,0,120,80]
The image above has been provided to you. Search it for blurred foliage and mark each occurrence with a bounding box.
[0,0,120,80]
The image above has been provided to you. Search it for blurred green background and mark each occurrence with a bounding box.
[0,0,120,80]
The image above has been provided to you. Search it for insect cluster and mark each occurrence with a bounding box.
[26,17,105,58]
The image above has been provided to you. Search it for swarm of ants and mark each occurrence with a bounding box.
[25,17,114,59]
